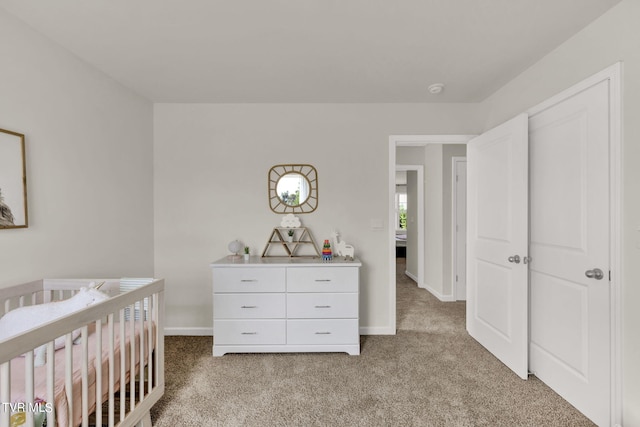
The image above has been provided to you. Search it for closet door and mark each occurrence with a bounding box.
[528,79,611,426]
[466,113,529,380]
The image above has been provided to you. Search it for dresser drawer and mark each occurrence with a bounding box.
[287,293,358,319]
[287,319,359,345]
[214,294,285,319]
[214,320,286,345]
[213,267,285,293]
[286,267,358,292]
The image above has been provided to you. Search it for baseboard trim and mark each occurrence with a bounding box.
[164,327,213,336]
[360,326,396,335]
[404,270,418,283]
[165,326,395,336]
[164,326,396,337]
[423,282,455,302]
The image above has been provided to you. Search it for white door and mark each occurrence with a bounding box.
[528,80,610,426]
[453,158,467,301]
[467,113,529,380]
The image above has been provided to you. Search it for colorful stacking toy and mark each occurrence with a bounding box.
[322,239,333,262]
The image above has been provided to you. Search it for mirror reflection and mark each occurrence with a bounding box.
[276,172,310,206]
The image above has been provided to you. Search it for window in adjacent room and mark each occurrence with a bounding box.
[396,191,407,230]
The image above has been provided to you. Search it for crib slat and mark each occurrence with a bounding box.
[46,341,56,427]
[81,325,89,427]
[108,313,115,427]
[0,362,10,427]
[129,303,135,412]
[119,309,126,422]
[154,292,161,389]
[147,295,154,391]
[139,298,145,401]
[95,319,103,426]
[24,350,34,426]
[65,333,74,427]
[157,290,165,389]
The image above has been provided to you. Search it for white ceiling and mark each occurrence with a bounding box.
[0,0,620,103]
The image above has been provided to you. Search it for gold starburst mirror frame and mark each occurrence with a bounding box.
[268,164,318,214]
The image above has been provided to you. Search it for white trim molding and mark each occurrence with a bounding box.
[404,270,418,283]
[164,327,213,336]
[423,282,456,302]
[165,325,397,337]
[360,326,396,335]
[451,156,467,302]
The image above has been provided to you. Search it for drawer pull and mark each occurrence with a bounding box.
[241,332,257,335]
[241,305,257,309]
[314,305,331,308]
[315,332,332,335]
[240,279,258,283]
[315,279,332,282]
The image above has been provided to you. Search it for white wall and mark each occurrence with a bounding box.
[479,0,639,423]
[0,10,154,286]
[418,144,467,300]
[153,103,479,333]
[424,144,443,296]
[396,147,425,165]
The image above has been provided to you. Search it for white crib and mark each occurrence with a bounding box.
[0,278,165,427]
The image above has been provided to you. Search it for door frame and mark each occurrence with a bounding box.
[395,165,425,287]
[451,156,467,301]
[526,62,622,426]
[388,135,475,333]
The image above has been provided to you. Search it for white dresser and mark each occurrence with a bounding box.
[210,257,361,356]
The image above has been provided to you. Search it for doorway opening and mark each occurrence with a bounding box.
[388,136,474,333]
[395,165,424,288]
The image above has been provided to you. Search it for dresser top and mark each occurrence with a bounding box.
[210,256,361,268]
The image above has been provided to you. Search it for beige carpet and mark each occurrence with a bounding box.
[150,259,594,426]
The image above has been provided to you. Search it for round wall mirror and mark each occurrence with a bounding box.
[276,172,310,207]
[268,164,318,214]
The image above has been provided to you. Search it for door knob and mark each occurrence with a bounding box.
[585,268,604,280]
[508,255,521,264]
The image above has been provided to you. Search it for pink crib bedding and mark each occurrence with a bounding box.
[2,321,155,427]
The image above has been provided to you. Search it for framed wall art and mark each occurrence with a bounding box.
[0,128,28,229]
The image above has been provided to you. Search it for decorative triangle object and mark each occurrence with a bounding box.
[261,227,321,258]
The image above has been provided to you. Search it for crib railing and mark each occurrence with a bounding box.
[0,278,164,427]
